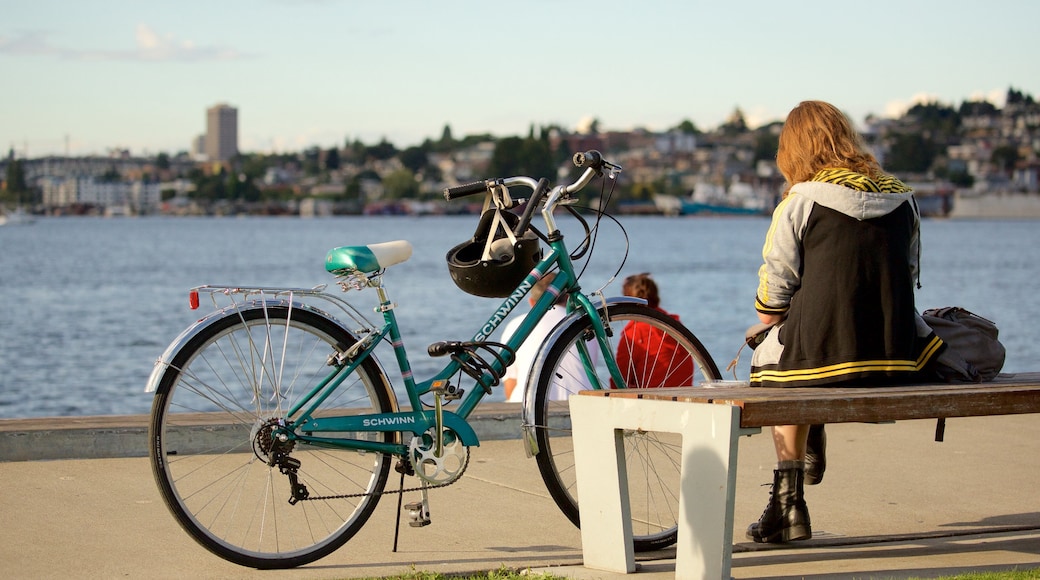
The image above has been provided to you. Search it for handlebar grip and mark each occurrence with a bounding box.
[573,150,604,170]
[443,181,490,201]
[428,341,461,357]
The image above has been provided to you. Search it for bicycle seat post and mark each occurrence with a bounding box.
[371,276,397,314]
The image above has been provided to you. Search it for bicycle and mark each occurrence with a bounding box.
[146,150,722,569]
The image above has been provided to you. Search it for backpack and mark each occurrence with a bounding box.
[922,307,1005,382]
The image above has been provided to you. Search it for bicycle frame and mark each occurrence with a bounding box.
[285,234,627,456]
[148,158,628,460]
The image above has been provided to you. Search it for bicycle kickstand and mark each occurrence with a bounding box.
[392,473,433,552]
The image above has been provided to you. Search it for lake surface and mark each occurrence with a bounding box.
[2,214,1038,418]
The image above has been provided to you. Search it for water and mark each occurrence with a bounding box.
[2,215,1038,419]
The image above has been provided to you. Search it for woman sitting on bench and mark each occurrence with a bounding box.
[746,100,944,544]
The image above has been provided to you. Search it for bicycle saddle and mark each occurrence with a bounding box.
[325,240,413,275]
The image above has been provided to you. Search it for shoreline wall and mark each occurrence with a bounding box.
[949,192,1040,219]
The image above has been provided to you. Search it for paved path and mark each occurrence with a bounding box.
[2,412,1040,579]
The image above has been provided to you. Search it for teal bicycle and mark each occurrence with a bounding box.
[146,151,722,569]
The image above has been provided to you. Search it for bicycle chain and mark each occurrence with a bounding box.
[295,451,470,502]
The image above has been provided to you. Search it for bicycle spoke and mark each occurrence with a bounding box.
[533,303,720,551]
[149,307,394,568]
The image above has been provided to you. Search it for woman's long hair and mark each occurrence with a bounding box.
[776,100,882,196]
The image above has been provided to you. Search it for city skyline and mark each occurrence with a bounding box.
[3,0,1039,158]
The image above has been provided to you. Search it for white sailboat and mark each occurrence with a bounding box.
[0,207,36,226]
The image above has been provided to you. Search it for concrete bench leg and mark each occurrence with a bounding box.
[570,395,745,579]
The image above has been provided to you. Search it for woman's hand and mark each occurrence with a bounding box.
[758,312,785,325]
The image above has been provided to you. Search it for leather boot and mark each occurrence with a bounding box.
[805,424,826,485]
[746,468,812,543]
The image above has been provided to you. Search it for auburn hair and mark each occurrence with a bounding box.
[776,101,882,197]
[622,273,659,309]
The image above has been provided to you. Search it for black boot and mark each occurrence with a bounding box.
[745,468,811,543]
[805,424,826,485]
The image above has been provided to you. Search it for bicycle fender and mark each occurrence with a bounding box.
[145,300,373,393]
[518,296,645,456]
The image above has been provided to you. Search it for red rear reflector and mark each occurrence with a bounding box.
[189,290,200,310]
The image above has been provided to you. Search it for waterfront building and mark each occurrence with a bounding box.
[40,176,161,214]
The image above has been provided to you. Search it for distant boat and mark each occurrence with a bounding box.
[680,200,765,216]
[617,193,772,216]
[0,208,35,226]
[681,179,775,216]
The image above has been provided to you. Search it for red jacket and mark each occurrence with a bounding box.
[613,308,695,388]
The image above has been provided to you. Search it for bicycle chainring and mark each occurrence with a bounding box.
[408,427,470,485]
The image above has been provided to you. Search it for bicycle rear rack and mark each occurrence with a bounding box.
[189,283,380,336]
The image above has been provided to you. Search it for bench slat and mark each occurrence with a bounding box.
[577,372,1040,428]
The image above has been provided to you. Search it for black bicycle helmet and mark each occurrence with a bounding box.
[446,209,542,298]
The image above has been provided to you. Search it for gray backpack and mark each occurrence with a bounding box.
[922,307,1005,382]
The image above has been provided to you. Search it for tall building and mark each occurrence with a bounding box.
[205,103,238,162]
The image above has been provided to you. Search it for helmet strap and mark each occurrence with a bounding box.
[478,185,519,262]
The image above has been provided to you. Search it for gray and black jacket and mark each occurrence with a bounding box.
[750,169,944,387]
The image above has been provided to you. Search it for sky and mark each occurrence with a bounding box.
[2,0,1038,158]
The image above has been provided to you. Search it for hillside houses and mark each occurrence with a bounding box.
[3,90,1038,217]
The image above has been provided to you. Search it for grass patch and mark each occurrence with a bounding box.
[357,567,565,579]
[359,567,1040,580]
[928,571,1040,580]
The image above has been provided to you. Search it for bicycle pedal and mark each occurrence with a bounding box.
[404,501,431,527]
[443,384,464,400]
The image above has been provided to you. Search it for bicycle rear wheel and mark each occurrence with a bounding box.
[531,302,721,552]
[149,305,396,569]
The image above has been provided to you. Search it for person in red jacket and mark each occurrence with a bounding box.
[613,273,694,388]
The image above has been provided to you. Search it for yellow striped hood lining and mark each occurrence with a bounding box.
[811,168,912,193]
[749,335,944,384]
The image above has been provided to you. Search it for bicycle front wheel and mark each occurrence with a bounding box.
[148,305,396,569]
[532,302,721,552]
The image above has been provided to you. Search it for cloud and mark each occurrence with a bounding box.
[742,106,780,129]
[0,30,57,56]
[968,88,1007,107]
[881,92,943,118]
[0,24,249,62]
[881,89,1009,119]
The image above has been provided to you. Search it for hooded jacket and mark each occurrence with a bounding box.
[750,169,944,387]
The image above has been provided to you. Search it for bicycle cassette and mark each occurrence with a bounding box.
[407,427,470,485]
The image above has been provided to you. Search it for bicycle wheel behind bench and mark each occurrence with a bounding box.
[148,305,396,569]
[531,302,721,552]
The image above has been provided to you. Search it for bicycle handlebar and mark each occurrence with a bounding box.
[441,150,617,201]
[443,180,490,200]
[572,150,604,170]
[441,150,619,236]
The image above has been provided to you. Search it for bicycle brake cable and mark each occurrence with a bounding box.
[569,174,630,296]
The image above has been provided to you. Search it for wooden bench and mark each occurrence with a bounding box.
[569,372,1040,579]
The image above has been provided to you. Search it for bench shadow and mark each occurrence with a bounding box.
[296,550,583,574]
[730,529,1040,579]
[939,511,1040,528]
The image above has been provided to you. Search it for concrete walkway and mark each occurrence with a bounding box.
[2,410,1040,579]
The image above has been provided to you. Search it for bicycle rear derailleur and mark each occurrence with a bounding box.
[273,448,310,505]
[251,418,309,504]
